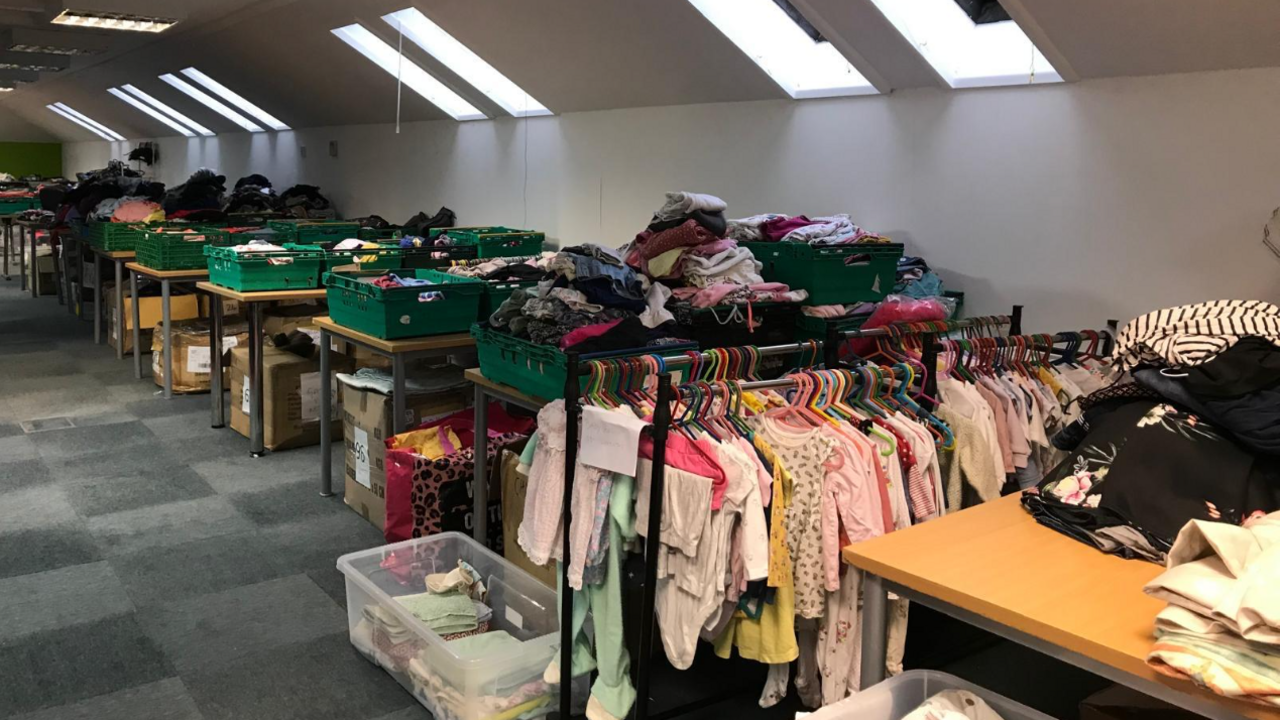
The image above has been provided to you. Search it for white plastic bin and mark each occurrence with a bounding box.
[809,670,1057,720]
[337,532,560,720]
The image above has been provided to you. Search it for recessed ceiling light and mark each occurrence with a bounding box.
[865,0,1060,88]
[11,44,91,56]
[382,8,550,118]
[0,63,60,72]
[178,68,288,131]
[121,84,214,137]
[51,9,176,33]
[331,23,485,121]
[47,103,123,140]
[109,87,195,137]
[686,0,876,99]
[159,73,264,132]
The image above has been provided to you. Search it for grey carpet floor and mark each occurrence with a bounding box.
[0,279,427,720]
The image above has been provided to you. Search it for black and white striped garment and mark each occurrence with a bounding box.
[1112,300,1280,371]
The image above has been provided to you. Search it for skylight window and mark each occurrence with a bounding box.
[109,87,194,137]
[381,8,550,118]
[685,0,875,99]
[179,68,289,131]
[159,73,264,132]
[331,24,485,121]
[866,0,1060,88]
[47,103,123,140]
[122,84,214,137]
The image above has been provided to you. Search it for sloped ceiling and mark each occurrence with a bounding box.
[1,0,1277,141]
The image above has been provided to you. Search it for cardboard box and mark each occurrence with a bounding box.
[107,286,205,353]
[23,252,56,296]
[1080,685,1199,720]
[228,345,354,451]
[151,319,249,394]
[262,303,326,337]
[341,382,469,530]
[501,448,556,587]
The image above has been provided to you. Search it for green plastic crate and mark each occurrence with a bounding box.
[86,222,146,251]
[325,269,484,339]
[357,227,403,241]
[137,227,232,271]
[284,242,403,272]
[794,312,871,343]
[267,220,360,244]
[743,242,903,305]
[204,245,324,291]
[431,226,544,258]
[472,324,699,402]
[0,198,38,214]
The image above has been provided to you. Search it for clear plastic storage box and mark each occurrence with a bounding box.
[809,670,1056,720]
[337,532,561,720]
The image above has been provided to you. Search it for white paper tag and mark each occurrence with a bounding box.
[300,371,320,422]
[186,346,212,374]
[224,335,239,351]
[579,406,646,476]
[505,606,523,629]
[221,299,238,316]
[241,380,251,413]
[354,427,371,489]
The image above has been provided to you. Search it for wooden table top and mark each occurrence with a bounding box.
[194,281,327,303]
[843,493,1280,720]
[125,262,209,280]
[313,316,474,354]
[463,368,549,408]
[94,249,135,260]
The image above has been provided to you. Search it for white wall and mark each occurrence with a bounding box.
[64,67,1280,331]
[0,108,58,143]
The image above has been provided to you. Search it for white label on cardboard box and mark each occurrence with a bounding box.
[222,298,238,316]
[354,427,371,489]
[241,381,251,414]
[578,405,645,476]
[224,336,239,351]
[186,346,212,374]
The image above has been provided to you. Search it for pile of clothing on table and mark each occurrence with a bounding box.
[223,174,281,214]
[16,208,54,224]
[727,211,889,245]
[444,254,553,283]
[279,184,336,219]
[402,207,457,236]
[487,243,690,353]
[1023,300,1280,564]
[350,557,555,720]
[624,192,807,311]
[1144,510,1280,707]
[161,169,227,222]
[60,161,165,224]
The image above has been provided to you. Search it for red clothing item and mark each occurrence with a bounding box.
[559,319,623,350]
[639,431,727,504]
[760,215,819,242]
[634,219,720,261]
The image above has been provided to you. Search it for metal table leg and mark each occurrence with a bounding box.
[130,269,142,380]
[94,254,103,344]
[27,227,37,298]
[114,259,125,359]
[473,384,489,544]
[64,236,75,313]
[210,294,225,428]
[319,328,333,497]
[161,278,172,398]
[18,222,26,292]
[2,219,9,279]
[52,233,64,305]
[860,573,890,689]
[77,243,86,320]
[248,302,265,457]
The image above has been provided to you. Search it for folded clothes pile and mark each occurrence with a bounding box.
[730,212,890,246]
[162,169,226,216]
[337,364,466,397]
[223,175,281,214]
[1144,512,1280,706]
[402,207,456,236]
[229,240,288,254]
[279,184,335,219]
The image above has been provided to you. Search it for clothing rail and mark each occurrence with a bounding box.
[553,308,1116,720]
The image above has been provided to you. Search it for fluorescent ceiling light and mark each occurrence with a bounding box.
[180,67,289,131]
[160,73,264,132]
[382,8,550,118]
[109,87,194,137]
[46,103,120,140]
[331,23,485,121]
[686,0,875,99]
[11,44,92,55]
[866,0,1060,88]
[51,9,176,33]
[122,84,214,136]
[0,62,61,72]
[52,102,124,140]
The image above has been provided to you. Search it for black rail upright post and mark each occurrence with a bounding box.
[559,352,580,720]
[824,322,841,369]
[633,373,673,720]
[1011,305,1023,335]
[921,332,940,411]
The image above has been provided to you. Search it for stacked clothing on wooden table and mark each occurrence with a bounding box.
[1144,511,1280,706]
[1023,301,1280,564]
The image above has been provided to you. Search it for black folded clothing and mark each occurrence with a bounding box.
[402,207,456,236]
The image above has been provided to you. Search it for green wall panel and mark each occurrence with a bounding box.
[0,142,62,178]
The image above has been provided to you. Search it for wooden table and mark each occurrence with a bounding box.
[844,493,1280,720]
[126,263,210,397]
[463,368,548,545]
[89,249,136,358]
[197,282,328,456]
[314,317,475,496]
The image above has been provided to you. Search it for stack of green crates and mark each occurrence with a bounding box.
[267,220,360,244]
[743,242,904,305]
[284,242,403,272]
[137,227,232,271]
[429,226,544,258]
[324,269,483,339]
[205,245,324,291]
[86,222,147,251]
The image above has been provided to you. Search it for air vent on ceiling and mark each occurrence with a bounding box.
[952,0,1011,24]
